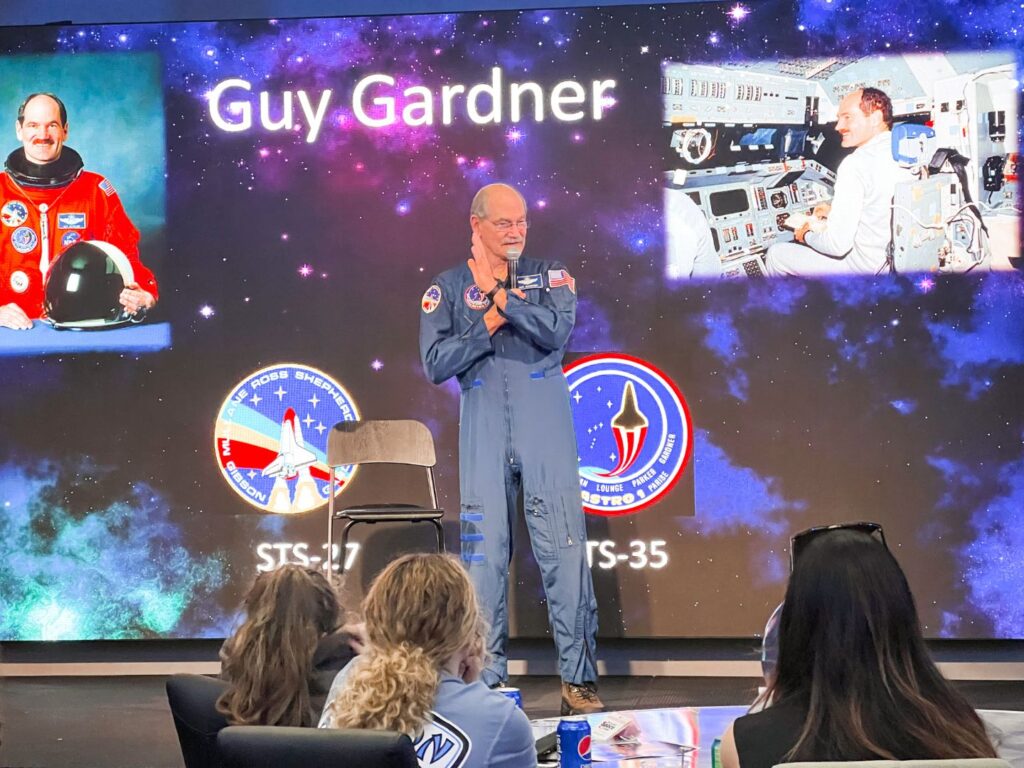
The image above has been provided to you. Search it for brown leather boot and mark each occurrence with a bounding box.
[560,681,605,715]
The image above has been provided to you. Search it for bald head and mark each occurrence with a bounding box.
[836,87,890,149]
[470,183,527,219]
[16,93,69,164]
[18,93,67,127]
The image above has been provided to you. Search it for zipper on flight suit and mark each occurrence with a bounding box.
[39,203,50,275]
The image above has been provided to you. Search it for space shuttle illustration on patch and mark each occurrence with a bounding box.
[263,407,320,512]
[600,381,649,477]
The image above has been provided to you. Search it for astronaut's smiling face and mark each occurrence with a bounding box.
[835,90,881,149]
[471,186,528,263]
[16,95,68,165]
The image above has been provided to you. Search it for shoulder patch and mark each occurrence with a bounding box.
[547,268,576,294]
[98,178,116,197]
[412,712,471,768]
[422,284,443,314]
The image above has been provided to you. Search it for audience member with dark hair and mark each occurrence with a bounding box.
[721,527,997,768]
[321,553,536,768]
[218,564,359,726]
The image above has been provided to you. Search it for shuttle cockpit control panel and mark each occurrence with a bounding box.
[667,160,835,278]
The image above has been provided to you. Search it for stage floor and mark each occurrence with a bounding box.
[1,676,1022,768]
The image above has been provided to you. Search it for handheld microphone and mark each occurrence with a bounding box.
[506,248,521,291]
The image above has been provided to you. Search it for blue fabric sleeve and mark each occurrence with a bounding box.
[419,279,494,384]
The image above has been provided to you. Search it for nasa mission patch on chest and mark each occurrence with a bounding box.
[9,270,29,293]
[1,200,28,228]
[11,226,38,253]
[463,284,489,311]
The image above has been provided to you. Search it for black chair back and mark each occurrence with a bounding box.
[326,419,446,577]
[166,674,231,768]
[328,419,437,469]
[218,725,418,768]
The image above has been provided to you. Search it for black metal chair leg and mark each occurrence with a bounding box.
[339,519,360,575]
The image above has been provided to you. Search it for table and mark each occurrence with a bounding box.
[0,321,171,355]
[533,707,1024,768]
[533,705,746,767]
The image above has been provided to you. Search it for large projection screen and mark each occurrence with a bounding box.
[0,1,1021,641]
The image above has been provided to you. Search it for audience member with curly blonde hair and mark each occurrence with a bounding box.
[321,553,536,768]
[218,564,357,727]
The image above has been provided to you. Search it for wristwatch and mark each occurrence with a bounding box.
[485,283,502,302]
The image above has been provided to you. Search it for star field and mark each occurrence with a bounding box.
[0,1,1021,639]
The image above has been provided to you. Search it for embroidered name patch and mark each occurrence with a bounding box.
[57,212,86,229]
[517,273,542,290]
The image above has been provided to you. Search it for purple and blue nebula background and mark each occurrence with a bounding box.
[0,0,1021,640]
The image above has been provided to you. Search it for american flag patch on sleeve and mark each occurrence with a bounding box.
[547,268,576,293]
[98,179,116,197]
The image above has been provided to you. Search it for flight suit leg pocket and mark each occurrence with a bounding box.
[553,486,587,550]
[525,488,584,563]
[459,500,486,566]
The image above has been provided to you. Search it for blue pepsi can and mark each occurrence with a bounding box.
[496,686,523,709]
[557,715,592,767]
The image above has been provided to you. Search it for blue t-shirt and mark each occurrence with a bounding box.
[319,660,537,768]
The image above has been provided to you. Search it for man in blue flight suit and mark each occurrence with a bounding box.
[419,183,602,715]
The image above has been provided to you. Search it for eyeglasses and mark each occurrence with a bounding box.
[789,521,887,571]
[486,218,529,233]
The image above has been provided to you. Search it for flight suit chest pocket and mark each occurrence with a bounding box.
[524,488,586,563]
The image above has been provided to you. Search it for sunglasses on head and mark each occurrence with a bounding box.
[789,521,887,571]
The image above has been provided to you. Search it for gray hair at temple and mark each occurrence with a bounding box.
[470,183,528,219]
